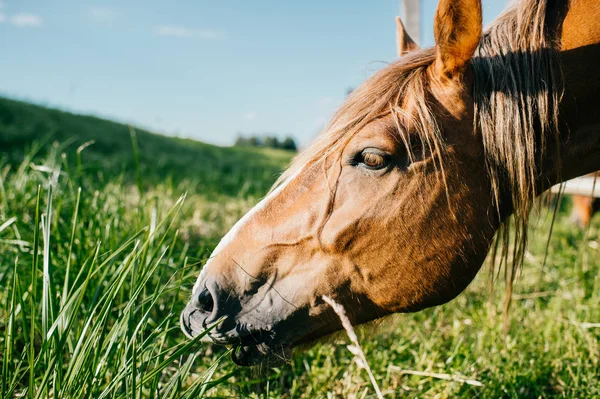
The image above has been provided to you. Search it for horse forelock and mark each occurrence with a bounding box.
[272,47,440,192]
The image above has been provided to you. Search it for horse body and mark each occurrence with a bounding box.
[553,0,600,184]
[182,0,600,366]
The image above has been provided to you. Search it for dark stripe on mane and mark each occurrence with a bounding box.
[472,0,561,320]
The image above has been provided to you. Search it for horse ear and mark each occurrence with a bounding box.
[433,0,482,78]
[396,16,419,58]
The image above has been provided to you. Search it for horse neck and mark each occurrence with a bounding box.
[542,0,600,188]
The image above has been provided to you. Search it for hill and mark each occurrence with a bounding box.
[0,97,292,198]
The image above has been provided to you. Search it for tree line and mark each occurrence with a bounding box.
[234,134,297,151]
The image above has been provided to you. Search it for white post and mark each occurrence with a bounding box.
[401,0,421,45]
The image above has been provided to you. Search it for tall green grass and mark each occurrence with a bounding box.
[0,150,235,398]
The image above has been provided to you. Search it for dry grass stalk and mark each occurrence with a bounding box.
[322,295,385,399]
[388,366,484,387]
[558,318,600,329]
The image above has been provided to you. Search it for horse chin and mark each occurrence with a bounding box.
[230,343,292,366]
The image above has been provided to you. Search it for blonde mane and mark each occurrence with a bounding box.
[275,0,561,295]
[273,47,439,188]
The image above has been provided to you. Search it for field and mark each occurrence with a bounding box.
[0,97,598,398]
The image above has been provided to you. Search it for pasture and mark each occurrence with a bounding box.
[0,97,599,398]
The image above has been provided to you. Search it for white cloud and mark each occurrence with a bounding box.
[0,12,5,23]
[89,6,120,21]
[154,25,220,40]
[243,111,257,122]
[10,13,42,27]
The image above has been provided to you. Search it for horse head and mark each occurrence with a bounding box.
[182,0,564,365]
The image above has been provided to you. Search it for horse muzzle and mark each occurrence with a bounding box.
[180,275,302,365]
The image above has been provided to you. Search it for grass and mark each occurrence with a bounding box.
[0,97,599,398]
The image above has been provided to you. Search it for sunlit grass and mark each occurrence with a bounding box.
[0,119,599,397]
[0,148,242,398]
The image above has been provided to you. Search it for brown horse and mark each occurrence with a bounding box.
[181,0,600,366]
[571,194,599,227]
[568,173,600,227]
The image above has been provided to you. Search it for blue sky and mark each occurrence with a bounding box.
[0,0,507,146]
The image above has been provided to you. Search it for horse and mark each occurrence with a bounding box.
[568,173,600,227]
[181,0,600,366]
[571,194,599,227]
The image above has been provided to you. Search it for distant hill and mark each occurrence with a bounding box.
[0,97,293,198]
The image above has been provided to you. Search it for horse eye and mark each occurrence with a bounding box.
[360,150,388,170]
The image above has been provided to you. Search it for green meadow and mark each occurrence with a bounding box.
[0,97,598,398]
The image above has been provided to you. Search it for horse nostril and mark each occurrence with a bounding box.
[197,288,214,314]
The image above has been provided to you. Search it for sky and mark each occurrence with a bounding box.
[0,0,507,147]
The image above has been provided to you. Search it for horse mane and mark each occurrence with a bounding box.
[274,0,561,300]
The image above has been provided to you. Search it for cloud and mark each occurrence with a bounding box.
[0,12,5,23]
[154,25,221,40]
[10,13,42,27]
[243,111,257,122]
[89,6,120,21]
